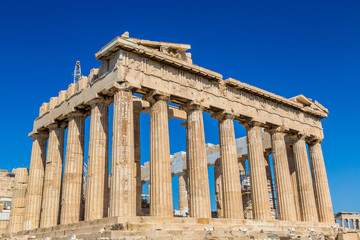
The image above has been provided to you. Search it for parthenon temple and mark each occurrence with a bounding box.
[2,32,345,239]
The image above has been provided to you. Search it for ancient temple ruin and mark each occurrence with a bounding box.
[2,32,342,239]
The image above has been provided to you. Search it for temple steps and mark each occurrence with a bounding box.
[3,216,336,240]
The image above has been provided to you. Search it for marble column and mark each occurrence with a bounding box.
[109,89,136,217]
[245,121,271,220]
[292,134,318,222]
[85,98,109,221]
[178,172,188,216]
[134,110,142,216]
[286,145,301,221]
[8,168,28,233]
[217,114,243,219]
[186,104,211,218]
[23,134,47,230]
[40,123,65,228]
[214,159,223,218]
[270,128,297,221]
[148,94,173,217]
[60,112,85,224]
[308,139,334,223]
[264,152,276,215]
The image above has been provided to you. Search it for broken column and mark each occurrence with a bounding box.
[178,171,188,216]
[214,159,223,218]
[8,168,28,233]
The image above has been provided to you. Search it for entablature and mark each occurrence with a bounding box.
[31,33,328,139]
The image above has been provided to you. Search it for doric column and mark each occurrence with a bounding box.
[308,139,334,223]
[60,112,85,224]
[23,134,47,230]
[40,123,65,228]
[185,104,211,218]
[8,168,28,233]
[134,110,142,216]
[85,98,109,221]
[214,159,223,218]
[109,89,136,217]
[178,172,188,216]
[269,128,297,221]
[291,134,318,222]
[146,93,173,217]
[264,151,276,215]
[244,121,271,220]
[216,113,243,219]
[286,145,301,221]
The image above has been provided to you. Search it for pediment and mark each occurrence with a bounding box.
[289,95,329,115]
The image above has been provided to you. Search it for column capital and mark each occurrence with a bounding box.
[46,121,67,130]
[266,125,287,135]
[179,100,208,112]
[29,131,49,140]
[66,110,85,119]
[211,110,235,121]
[88,96,112,107]
[113,82,138,92]
[142,90,170,104]
[287,132,307,141]
[241,120,262,129]
[306,136,323,145]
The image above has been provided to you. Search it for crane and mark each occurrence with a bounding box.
[73,61,82,83]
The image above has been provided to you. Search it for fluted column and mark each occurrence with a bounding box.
[286,145,301,221]
[134,110,142,216]
[60,112,85,224]
[264,152,276,215]
[109,89,135,217]
[216,114,243,219]
[214,159,223,218]
[269,128,297,221]
[147,93,173,217]
[8,168,28,233]
[292,134,318,222]
[23,134,47,230]
[185,104,211,218]
[245,121,271,220]
[308,139,334,223]
[178,172,188,216]
[40,123,65,228]
[85,98,109,221]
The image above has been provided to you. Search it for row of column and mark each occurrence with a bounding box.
[341,218,359,229]
[22,87,335,232]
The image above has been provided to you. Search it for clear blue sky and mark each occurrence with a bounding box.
[0,0,359,214]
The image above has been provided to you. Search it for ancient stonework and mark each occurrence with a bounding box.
[2,32,345,240]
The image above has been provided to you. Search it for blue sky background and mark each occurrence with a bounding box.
[0,0,359,214]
